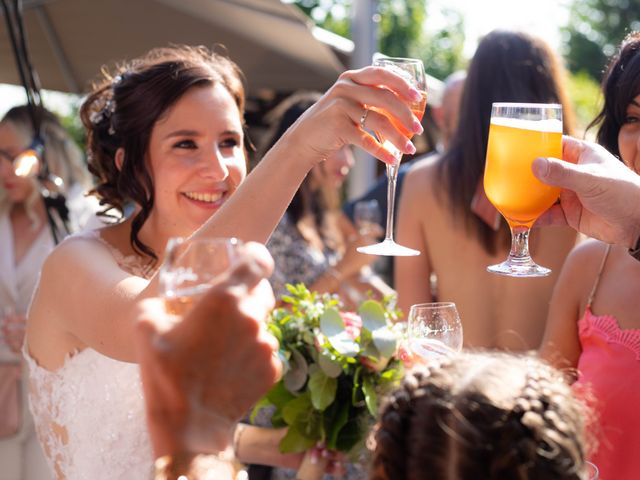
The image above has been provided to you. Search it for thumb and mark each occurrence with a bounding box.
[532,156,586,191]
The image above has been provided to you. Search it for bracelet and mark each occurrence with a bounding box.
[629,234,640,262]
[232,423,247,462]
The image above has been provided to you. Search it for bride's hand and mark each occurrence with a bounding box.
[277,66,424,169]
[134,242,281,457]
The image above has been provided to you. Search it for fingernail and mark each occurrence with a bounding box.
[405,140,416,154]
[532,157,548,178]
[409,87,422,101]
[413,118,423,134]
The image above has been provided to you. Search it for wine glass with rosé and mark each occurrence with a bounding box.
[357,56,427,257]
[483,102,563,277]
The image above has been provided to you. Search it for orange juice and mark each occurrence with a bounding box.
[484,118,562,227]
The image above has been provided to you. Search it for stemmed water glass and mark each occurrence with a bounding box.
[483,102,563,277]
[407,302,463,360]
[357,56,427,257]
[159,237,241,315]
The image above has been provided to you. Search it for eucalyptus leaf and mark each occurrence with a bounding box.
[320,308,359,357]
[372,326,397,359]
[283,348,308,392]
[308,368,337,411]
[318,351,343,378]
[358,300,387,332]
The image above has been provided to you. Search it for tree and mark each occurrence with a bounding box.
[291,0,466,80]
[563,0,640,81]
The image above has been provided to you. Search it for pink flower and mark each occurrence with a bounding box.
[340,311,362,340]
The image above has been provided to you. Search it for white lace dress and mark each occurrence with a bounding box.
[23,230,155,480]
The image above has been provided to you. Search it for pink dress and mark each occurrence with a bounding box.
[574,245,640,479]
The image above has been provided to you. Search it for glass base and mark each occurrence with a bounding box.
[486,259,551,277]
[357,239,420,257]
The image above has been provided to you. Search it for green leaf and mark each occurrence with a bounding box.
[279,424,316,454]
[317,351,343,378]
[358,300,397,359]
[371,326,397,359]
[362,375,378,416]
[325,400,350,450]
[282,392,313,425]
[359,300,387,331]
[266,382,296,408]
[308,367,337,411]
[283,348,308,392]
[320,308,359,357]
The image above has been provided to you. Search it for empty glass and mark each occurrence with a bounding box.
[407,302,463,360]
[159,237,241,315]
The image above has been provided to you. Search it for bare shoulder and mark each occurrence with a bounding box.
[558,238,609,288]
[403,154,442,197]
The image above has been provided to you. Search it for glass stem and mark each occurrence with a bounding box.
[507,225,533,264]
[385,162,400,242]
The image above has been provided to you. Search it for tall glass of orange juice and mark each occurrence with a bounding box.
[483,102,562,277]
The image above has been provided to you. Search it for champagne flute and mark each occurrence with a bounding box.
[483,102,563,277]
[357,56,427,257]
[159,237,241,315]
[407,302,463,360]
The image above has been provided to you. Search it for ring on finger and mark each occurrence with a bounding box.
[359,108,369,130]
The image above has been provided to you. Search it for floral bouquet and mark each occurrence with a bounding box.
[251,283,404,479]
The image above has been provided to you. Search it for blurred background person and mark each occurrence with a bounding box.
[539,31,640,480]
[395,30,578,350]
[0,105,97,480]
[261,92,393,309]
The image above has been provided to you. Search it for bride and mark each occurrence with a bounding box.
[24,45,423,479]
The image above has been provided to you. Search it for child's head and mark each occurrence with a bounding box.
[371,352,591,480]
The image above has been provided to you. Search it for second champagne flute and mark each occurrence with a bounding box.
[357,56,427,257]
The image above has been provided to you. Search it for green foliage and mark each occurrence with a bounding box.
[252,284,404,454]
[291,0,466,80]
[567,70,603,137]
[56,102,86,152]
[563,0,640,81]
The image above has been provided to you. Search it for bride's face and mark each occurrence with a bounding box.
[146,83,247,238]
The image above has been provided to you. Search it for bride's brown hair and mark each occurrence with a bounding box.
[371,352,593,480]
[80,45,246,261]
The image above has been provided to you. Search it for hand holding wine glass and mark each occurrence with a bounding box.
[357,56,427,257]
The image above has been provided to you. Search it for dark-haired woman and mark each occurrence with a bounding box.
[23,45,423,479]
[395,30,578,350]
[540,31,640,479]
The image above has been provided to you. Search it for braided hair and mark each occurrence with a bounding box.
[371,352,592,480]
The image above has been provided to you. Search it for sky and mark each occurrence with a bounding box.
[0,0,572,115]
[428,0,571,58]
